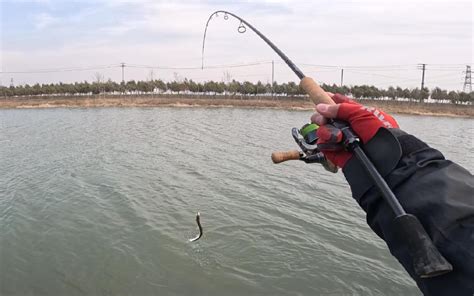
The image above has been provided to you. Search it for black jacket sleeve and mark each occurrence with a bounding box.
[342,128,474,296]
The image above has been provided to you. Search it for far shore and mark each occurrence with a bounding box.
[1,95,473,118]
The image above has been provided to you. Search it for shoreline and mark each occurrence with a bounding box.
[1,95,472,118]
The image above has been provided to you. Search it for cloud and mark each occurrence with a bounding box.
[34,12,58,30]
[2,0,472,90]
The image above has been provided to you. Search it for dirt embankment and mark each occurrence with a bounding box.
[1,94,472,117]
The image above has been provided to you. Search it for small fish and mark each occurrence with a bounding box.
[189,212,203,242]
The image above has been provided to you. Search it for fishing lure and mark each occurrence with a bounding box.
[189,212,203,242]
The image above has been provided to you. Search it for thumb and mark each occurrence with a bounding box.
[316,104,339,119]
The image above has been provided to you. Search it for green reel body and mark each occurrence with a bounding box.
[300,123,319,144]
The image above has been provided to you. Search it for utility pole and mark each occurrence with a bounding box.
[121,62,125,84]
[149,69,155,99]
[271,60,274,99]
[419,63,426,90]
[340,68,344,87]
[463,65,472,93]
[10,78,14,87]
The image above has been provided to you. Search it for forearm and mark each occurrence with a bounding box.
[342,128,474,294]
[343,129,474,240]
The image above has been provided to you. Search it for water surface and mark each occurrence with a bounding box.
[1,107,472,295]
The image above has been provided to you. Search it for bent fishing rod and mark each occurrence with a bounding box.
[202,10,452,278]
[202,10,334,107]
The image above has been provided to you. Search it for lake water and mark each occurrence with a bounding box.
[1,107,472,295]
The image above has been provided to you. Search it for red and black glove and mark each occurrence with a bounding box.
[311,94,399,168]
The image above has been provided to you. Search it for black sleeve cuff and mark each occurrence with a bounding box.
[342,128,429,201]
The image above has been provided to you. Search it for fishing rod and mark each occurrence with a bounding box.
[202,10,334,107]
[202,10,452,278]
[202,11,304,78]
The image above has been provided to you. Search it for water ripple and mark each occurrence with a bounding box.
[2,108,465,295]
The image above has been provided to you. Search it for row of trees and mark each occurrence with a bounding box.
[1,78,472,104]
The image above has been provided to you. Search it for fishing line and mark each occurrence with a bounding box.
[202,10,305,79]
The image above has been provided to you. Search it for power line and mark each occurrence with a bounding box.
[2,61,470,74]
[342,69,421,87]
[0,64,120,74]
[2,61,471,91]
[426,72,463,79]
[306,69,341,73]
[424,68,467,72]
[344,69,418,81]
[126,61,272,70]
[297,63,418,70]
[425,63,471,67]
[0,61,273,74]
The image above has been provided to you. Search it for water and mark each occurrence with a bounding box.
[1,107,472,296]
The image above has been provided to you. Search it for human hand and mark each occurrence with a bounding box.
[311,93,399,168]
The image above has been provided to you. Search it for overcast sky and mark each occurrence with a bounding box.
[1,0,472,90]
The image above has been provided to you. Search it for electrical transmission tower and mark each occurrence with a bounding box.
[463,65,472,93]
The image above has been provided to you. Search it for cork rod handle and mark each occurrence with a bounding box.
[300,77,335,106]
[271,150,301,164]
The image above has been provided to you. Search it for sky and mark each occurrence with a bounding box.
[0,0,472,90]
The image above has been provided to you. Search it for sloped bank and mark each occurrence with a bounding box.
[1,94,472,117]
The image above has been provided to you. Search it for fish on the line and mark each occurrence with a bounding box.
[189,212,203,242]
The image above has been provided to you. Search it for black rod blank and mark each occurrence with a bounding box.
[202,10,305,79]
[353,146,406,217]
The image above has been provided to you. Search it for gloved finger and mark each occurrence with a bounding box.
[316,125,343,143]
[315,103,340,119]
[317,142,344,152]
[332,94,358,105]
[310,113,327,125]
[337,103,399,128]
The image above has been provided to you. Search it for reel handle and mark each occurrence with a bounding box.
[271,150,301,164]
[300,77,336,106]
